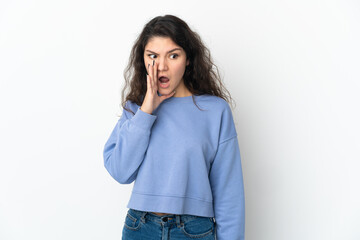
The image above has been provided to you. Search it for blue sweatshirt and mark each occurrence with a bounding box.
[103,94,245,240]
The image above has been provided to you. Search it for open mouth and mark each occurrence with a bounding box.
[158,77,170,88]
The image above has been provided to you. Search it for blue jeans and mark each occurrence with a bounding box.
[122,208,216,240]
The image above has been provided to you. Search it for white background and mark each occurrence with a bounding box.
[0,0,359,239]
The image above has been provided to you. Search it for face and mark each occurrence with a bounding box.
[144,36,190,97]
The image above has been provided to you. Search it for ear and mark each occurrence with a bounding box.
[186,59,190,66]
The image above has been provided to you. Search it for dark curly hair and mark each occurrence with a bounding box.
[119,14,234,116]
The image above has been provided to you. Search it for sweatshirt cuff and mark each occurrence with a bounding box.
[130,107,157,131]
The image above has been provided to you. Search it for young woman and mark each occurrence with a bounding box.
[103,15,245,240]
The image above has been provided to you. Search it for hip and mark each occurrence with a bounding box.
[122,208,216,239]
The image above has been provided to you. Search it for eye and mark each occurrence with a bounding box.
[147,54,157,59]
[170,54,179,59]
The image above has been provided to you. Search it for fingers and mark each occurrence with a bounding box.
[147,74,152,92]
[146,59,160,96]
[148,60,157,93]
[160,90,176,101]
[153,60,158,91]
[147,62,153,92]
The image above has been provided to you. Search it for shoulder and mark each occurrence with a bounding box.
[198,94,232,113]
[200,95,237,142]
[124,99,140,109]
[121,100,141,118]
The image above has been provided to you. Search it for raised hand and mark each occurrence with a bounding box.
[140,60,176,115]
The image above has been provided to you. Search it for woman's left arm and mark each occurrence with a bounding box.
[209,102,245,240]
[209,135,245,240]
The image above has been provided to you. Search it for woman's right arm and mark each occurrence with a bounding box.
[103,101,157,184]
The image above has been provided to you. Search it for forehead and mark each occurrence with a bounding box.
[145,36,182,52]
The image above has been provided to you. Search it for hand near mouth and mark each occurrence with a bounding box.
[140,60,176,115]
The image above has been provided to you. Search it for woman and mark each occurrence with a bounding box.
[103,15,245,240]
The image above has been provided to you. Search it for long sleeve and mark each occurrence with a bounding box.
[209,100,245,240]
[209,136,245,240]
[103,102,157,184]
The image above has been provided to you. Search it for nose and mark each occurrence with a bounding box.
[157,57,168,71]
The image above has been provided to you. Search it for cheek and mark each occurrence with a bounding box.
[173,62,187,76]
[144,58,149,66]
[144,56,152,66]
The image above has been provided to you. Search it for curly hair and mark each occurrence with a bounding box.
[119,14,234,116]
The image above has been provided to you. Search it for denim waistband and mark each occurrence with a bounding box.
[128,208,215,227]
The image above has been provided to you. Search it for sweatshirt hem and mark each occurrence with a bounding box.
[127,191,214,218]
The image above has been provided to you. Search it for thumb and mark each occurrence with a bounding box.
[160,90,176,101]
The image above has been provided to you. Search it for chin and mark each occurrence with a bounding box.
[158,89,173,95]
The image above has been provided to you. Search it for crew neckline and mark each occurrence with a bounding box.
[164,94,196,101]
[172,95,193,98]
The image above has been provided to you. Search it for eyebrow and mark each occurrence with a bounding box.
[145,48,182,54]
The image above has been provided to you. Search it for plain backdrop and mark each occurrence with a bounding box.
[0,0,359,239]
